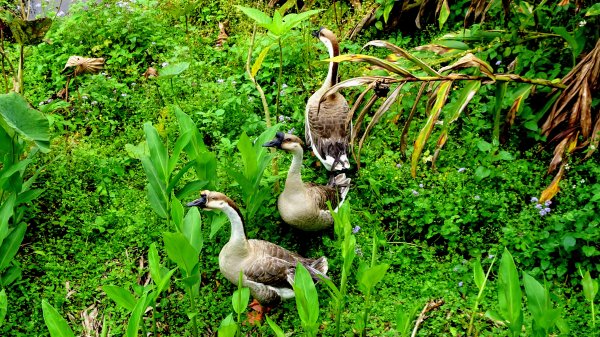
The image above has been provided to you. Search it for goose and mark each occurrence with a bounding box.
[186,190,328,308]
[263,132,351,231]
[305,27,351,171]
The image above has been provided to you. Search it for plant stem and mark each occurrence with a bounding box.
[377,73,566,89]
[188,285,199,337]
[151,305,158,337]
[275,38,283,117]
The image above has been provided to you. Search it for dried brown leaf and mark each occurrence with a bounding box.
[439,53,495,79]
[62,56,105,76]
[539,163,565,203]
[414,44,454,55]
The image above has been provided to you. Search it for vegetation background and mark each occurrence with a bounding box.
[0,0,598,336]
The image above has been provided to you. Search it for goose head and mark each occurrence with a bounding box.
[187,190,236,211]
[312,27,338,55]
[263,132,304,153]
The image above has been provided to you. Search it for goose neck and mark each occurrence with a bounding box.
[286,149,304,187]
[322,37,339,89]
[222,205,247,243]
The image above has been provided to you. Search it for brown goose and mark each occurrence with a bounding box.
[186,190,328,306]
[305,27,351,171]
[264,132,351,231]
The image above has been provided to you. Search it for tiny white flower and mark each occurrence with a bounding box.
[281,83,288,89]
[161,62,169,68]
[579,20,586,27]
[217,78,224,83]
[82,95,88,100]
[91,101,98,105]
[121,93,127,97]
[458,167,466,173]
[151,42,156,45]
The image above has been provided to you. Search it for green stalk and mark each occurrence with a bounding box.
[275,38,283,117]
[188,286,199,337]
[334,266,349,337]
[467,258,496,336]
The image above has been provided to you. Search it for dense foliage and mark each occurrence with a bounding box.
[0,0,598,336]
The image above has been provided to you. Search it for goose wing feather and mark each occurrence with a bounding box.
[305,183,339,210]
[307,93,350,160]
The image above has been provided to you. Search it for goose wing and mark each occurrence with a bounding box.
[305,183,339,210]
[244,240,302,286]
[306,93,351,167]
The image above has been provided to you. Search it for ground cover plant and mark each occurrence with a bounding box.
[0,0,598,336]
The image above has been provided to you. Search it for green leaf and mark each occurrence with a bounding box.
[156,268,176,295]
[0,289,6,327]
[582,271,598,302]
[126,293,148,337]
[232,287,250,315]
[281,9,322,32]
[182,207,203,254]
[0,222,26,270]
[358,263,389,293]
[551,27,583,59]
[329,54,415,78]
[158,62,189,79]
[586,3,600,16]
[235,6,271,26]
[476,140,492,152]
[562,235,576,252]
[41,300,75,337]
[445,81,481,123]
[145,181,167,218]
[497,248,523,335]
[217,313,237,337]
[473,259,485,291]
[438,0,450,29]
[103,285,136,311]
[251,45,272,78]
[168,130,192,174]
[171,196,184,232]
[143,123,168,184]
[0,193,16,245]
[265,315,286,337]
[163,232,198,276]
[0,93,50,152]
[148,243,163,286]
[293,263,320,331]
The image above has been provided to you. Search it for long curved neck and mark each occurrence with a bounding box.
[285,148,305,190]
[320,37,339,91]
[222,205,246,243]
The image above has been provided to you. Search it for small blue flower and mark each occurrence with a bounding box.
[419,183,424,188]
[458,281,464,287]
[530,197,539,203]
[412,190,419,196]
[544,207,551,213]
[495,60,502,66]
[352,226,360,234]
[539,210,547,216]
[396,163,402,168]
[474,195,480,200]
[458,167,466,173]
[544,200,552,206]
[488,254,495,259]
[535,204,543,210]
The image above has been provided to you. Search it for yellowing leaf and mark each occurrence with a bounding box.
[251,45,272,77]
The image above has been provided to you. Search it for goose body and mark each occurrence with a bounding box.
[187,191,328,305]
[264,132,351,231]
[305,27,351,171]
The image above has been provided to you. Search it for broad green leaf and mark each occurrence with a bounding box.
[163,232,198,276]
[523,272,547,322]
[497,248,523,335]
[551,27,583,58]
[158,62,189,79]
[171,196,184,232]
[235,6,271,26]
[562,236,576,251]
[143,123,168,184]
[358,263,389,293]
[446,81,481,123]
[411,81,452,177]
[237,132,258,179]
[167,130,192,174]
[0,93,50,152]
[156,269,176,295]
[293,263,320,328]
[41,300,75,337]
[265,315,286,337]
[251,45,272,78]
[586,3,600,16]
[217,313,237,337]
[146,182,167,218]
[281,9,322,31]
[232,287,250,315]
[582,270,598,302]
[209,212,228,239]
[0,289,6,327]
[0,222,26,270]
[148,243,163,286]
[103,285,136,311]
[0,193,16,244]
[182,207,203,254]
[476,139,493,152]
[167,160,198,194]
[0,265,21,286]
[126,293,148,337]
[175,179,208,201]
[473,259,485,291]
[438,0,450,29]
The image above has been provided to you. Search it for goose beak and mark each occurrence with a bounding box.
[262,139,281,148]
[312,27,323,38]
[187,195,207,208]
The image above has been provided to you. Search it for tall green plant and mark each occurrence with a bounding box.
[355,235,389,336]
[236,5,321,118]
[467,256,496,336]
[218,272,250,337]
[486,248,523,337]
[293,263,321,337]
[225,128,277,221]
[523,272,567,336]
[0,92,49,326]
[580,269,598,328]
[321,201,356,337]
